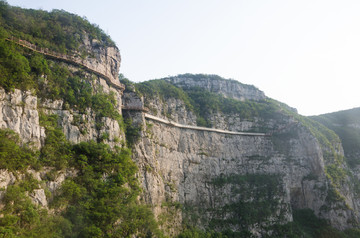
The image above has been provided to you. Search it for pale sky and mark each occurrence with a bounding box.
[6,0,360,116]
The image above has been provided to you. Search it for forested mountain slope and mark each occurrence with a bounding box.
[312,108,360,167]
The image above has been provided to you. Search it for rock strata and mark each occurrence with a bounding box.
[166,75,266,101]
[0,88,45,148]
[130,78,359,235]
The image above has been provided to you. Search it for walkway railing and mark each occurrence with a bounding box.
[6,36,125,91]
[144,113,268,136]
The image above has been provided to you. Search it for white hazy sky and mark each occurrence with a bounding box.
[6,0,360,116]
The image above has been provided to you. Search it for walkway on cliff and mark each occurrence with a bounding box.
[6,36,125,91]
[144,113,267,136]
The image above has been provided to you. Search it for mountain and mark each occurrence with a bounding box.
[0,2,160,237]
[128,75,360,237]
[312,108,360,167]
[1,1,360,237]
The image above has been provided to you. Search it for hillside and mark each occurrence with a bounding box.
[0,2,160,237]
[126,75,360,237]
[311,108,360,166]
[1,1,360,237]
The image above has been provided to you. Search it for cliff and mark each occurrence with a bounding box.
[312,108,360,165]
[0,4,161,237]
[129,77,360,236]
[1,2,360,237]
[165,74,266,102]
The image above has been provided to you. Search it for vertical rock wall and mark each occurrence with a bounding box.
[129,85,359,236]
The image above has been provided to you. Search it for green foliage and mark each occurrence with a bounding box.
[19,173,40,192]
[136,79,194,111]
[276,103,349,205]
[179,209,360,238]
[0,3,121,124]
[63,76,92,112]
[179,174,286,237]
[311,108,360,166]
[51,141,162,237]
[37,62,71,100]
[0,184,69,238]
[39,66,121,120]
[211,173,280,188]
[91,91,121,120]
[119,73,137,93]
[0,129,38,171]
[124,118,142,147]
[0,126,162,237]
[0,38,32,91]
[185,87,276,120]
[99,132,110,142]
[208,174,284,233]
[39,113,73,170]
[196,116,211,127]
[269,209,360,238]
[0,41,121,122]
[0,1,114,54]
[29,53,50,75]
[177,227,229,238]
[135,78,279,128]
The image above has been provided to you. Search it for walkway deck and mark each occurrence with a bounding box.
[144,113,267,136]
[6,36,125,91]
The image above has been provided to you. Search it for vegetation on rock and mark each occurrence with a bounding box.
[312,108,360,166]
[0,41,121,120]
[0,0,114,53]
[135,77,279,128]
[178,209,360,238]
[0,127,162,237]
[2,1,360,237]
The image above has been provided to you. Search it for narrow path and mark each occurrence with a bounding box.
[144,113,267,136]
[6,36,125,91]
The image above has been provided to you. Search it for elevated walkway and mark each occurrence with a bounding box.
[6,36,125,91]
[144,113,267,136]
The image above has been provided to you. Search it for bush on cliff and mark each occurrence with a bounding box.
[0,128,162,237]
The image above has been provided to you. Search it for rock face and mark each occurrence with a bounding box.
[0,86,124,150]
[165,74,266,101]
[133,118,354,234]
[143,95,198,126]
[0,34,124,147]
[79,33,122,89]
[0,88,45,148]
[0,35,124,209]
[40,75,124,147]
[1,29,360,235]
[312,108,360,162]
[129,78,360,236]
[0,168,77,209]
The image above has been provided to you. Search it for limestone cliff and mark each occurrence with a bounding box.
[165,74,266,102]
[0,9,125,224]
[76,32,122,90]
[129,76,360,236]
[1,3,360,237]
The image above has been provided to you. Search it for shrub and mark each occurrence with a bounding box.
[0,129,38,171]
